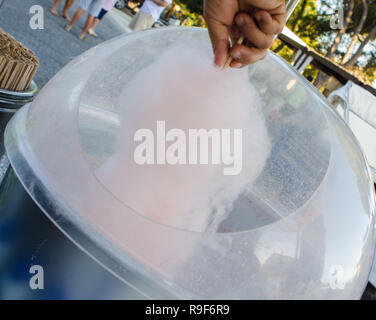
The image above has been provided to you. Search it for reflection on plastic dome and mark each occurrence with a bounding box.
[78,29,332,233]
[5,28,375,299]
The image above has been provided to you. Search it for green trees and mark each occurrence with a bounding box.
[172,0,204,26]
[341,0,368,64]
[285,0,376,87]
[326,0,354,59]
[177,0,203,14]
[342,0,376,71]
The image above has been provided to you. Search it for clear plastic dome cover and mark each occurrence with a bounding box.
[4,28,376,299]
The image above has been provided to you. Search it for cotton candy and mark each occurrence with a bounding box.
[97,43,270,233]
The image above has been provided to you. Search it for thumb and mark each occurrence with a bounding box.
[206,19,230,68]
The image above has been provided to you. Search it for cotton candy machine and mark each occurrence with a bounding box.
[4,28,376,299]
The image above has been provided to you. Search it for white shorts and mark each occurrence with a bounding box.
[79,0,106,17]
[128,11,155,31]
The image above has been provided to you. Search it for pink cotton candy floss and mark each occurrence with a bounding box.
[96,43,271,233]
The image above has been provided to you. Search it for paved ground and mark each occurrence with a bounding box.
[0,0,132,89]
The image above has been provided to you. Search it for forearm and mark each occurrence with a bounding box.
[151,0,169,7]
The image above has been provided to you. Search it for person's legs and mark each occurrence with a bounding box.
[88,8,107,36]
[50,0,62,16]
[65,0,90,31]
[65,7,85,31]
[61,0,75,22]
[89,18,100,32]
[79,14,94,39]
[79,0,105,39]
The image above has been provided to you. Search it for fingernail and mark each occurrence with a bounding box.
[232,62,243,69]
[213,62,222,69]
[231,51,241,60]
[236,16,244,26]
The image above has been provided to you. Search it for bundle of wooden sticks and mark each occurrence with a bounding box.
[0,29,39,91]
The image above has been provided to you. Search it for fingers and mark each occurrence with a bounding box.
[229,12,270,67]
[229,25,241,46]
[229,44,267,67]
[235,13,274,49]
[253,6,286,35]
[228,6,285,69]
[203,0,286,68]
[205,17,230,67]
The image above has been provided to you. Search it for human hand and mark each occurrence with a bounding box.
[203,0,287,68]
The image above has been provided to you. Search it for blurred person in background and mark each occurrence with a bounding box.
[129,0,172,31]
